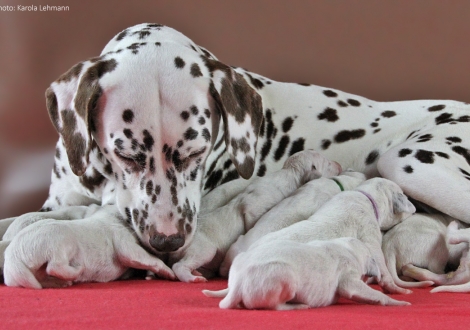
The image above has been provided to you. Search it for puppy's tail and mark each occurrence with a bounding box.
[431,282,470,293]
[4,261,42,289]
[202,288,229,298]
[387,254,434,288]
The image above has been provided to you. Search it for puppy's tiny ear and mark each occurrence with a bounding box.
[392,192,416,214]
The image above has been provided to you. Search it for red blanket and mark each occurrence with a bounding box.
[2,278,469,329]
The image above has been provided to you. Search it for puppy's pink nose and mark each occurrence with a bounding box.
[149,232,185,252]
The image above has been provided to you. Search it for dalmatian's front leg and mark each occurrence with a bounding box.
[378,123,470,224]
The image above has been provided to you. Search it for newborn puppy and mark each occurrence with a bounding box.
[382,213,466,288]
[203,237,409,309]
[167,150,342,282]
[219,170,366,276]
[1,205,103,275]
[3,205,175,289]
[402,221,470,293]
[249,178,416,295]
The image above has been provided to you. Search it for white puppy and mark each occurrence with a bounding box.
[167,150,342,282]
[1,205,104,275]
[219,170,366,276]
[382,213,466,288]
[248,178,416,295]
[203,237,409,309]
[3,205,175,289]
[402,221,470,293]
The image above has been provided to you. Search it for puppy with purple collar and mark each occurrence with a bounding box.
[204,237,409,309]
[216,178,416,305]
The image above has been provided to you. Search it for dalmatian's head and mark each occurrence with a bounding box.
[45,24,263,253]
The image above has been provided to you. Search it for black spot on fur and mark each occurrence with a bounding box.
[204,109,211,118]
[114,139,124,150]
[334,129,366,143]
[155,42,161,46]
[149,157,155,174]
[435,152,449,159]
[323,90,338,97]
[403,165,414,173]
[221,170,240,184]
[124,208,132,224]
[55,148,61,159]
[398,148,412,157]
[181,111,190,121]
[337,100,348,107]
[198,116,206,125]
[452,146,470,165]
[347,99,361,107]
[417,134,433,143]
[123,129,133,139]
[446,136,462,144]
[274,135,290,161]
[143,130,155,151]
[122,109,134,123]
[184,127,198,140]
[435,113,453,125]
[381,111,396,118]
[116,30,128,41]
[406,130,418,140]
[174,57,185,69]
[370,122,379,127]
[373,129,381,134]
[260,140,272,162]
[365,150,379,165]
[318,108,339,122]
[146,181,154,196]
[289,138,305,156]
[321,139,331,150]
[190,105,199,116]
[428,104,446,112]
[282,117,294,132]
[190,63,203,77]
[246,73,264,89]
[257,164,267,177]
[201,128,211,142]
[204,169,222,191]
[415,149,434,164]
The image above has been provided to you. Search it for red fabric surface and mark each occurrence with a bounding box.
[1,278,469,329]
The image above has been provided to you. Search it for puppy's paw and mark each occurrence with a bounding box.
[172,263,207,283]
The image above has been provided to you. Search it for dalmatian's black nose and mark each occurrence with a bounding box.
[149,232,185,252]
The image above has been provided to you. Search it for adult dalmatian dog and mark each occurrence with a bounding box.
[4,23,470,256]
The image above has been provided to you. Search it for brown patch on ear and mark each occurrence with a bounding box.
[45,87,60,131]
[209,67,263,179]
[57,62,84,83]
[60,109,87,176]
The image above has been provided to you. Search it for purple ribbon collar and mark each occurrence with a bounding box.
[357,190,379,221]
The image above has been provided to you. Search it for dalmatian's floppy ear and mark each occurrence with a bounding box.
[45,58,117,176]
[206,59,263,179]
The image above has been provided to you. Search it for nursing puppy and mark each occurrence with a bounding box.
[249,178,416,294]
[3,205,175,289]
[203,237,409,309]
[219,170,366,276]
[1,205,104,275]
[382,213,466,288]
[167,150,341,282]
[402,221,470,293]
